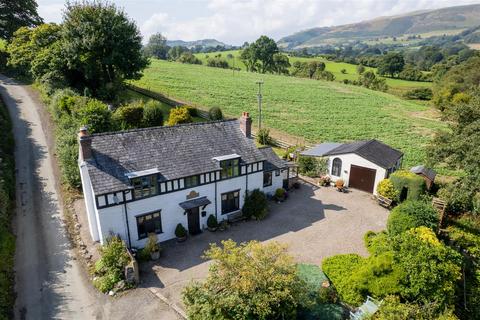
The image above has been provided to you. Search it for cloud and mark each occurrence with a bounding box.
[39,0,480,44]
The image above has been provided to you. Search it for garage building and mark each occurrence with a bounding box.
[301,140,403,194]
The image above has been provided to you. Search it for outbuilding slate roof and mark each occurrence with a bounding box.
[85,120,269,195]
[410,165,436,181]
[323,139,403,169]
[300,143,342,157]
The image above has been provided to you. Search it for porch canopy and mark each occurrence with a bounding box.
[179,196,211,210]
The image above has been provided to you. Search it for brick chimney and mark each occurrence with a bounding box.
[239,112,252,138]
[78,126,92,160]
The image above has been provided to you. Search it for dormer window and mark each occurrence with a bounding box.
[185,175,200,188]
[220,159,240,179]
[131,175,158,199]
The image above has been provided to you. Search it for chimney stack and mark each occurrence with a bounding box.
[78,126,92,160]
[239,112,252,138]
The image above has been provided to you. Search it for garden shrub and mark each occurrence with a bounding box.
[93,236,131,293]
[364,231,391,255]
[185,105,198,117]
[142,100,164,127]
[113,102,144,129]
[74,99,112,133]
[166,106,192,126]
[183,240,309,320]
[387,200,439,236]
[437,182,473,214]
[274,188,286,200]
[377,179,398,200]
[390,170,426,202]
[322,254,364,306]
[392,227,462,309]
[242,189,268,220]
[298,156,327,177]
[256,128,272,145]
[208,106,223,120]
[207,215,218,229]
[175,223,187,238]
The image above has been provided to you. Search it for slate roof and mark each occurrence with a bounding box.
[324,139,403,169]
[300,143,342,157]
[411,165,436,181]
[258,146,288,171]
[85,120,269,194]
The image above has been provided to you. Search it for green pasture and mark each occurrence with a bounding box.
[132,59,445,169]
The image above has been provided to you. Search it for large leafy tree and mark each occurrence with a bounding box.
[377,52,405,78]
[183,240,309,320]
[144,33,169,60]
[0,0,43,39]
[240,35,279,74]
[61,1,148,99]
[272,53,290,75]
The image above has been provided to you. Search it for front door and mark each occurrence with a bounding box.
[187,207,201,235]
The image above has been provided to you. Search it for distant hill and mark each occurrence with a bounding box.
[166,39,231,49]
[278,4,480,49]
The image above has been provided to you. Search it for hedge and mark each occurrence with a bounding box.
[389,170,425,202]
[387,200,439,236]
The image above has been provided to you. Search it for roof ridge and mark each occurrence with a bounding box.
[90,118,238,137]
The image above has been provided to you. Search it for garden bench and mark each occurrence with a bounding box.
[377,195,393,208]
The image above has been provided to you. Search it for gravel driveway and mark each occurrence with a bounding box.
[142,181,389,312]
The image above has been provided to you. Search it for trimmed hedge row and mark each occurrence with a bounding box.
[390,170,426,202]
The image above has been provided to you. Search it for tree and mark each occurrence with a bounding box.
[182,240,308,320]
[358,71,388,91]
[166,106,192,126]
[378,52,405,78]
[249,35,279,74]
[272,53,290,75]
[143,33,169,59]
[356,64,365,74]
[61,1,148,99]
[428,90,480,212]
[74,99,112,133]
[392,227,462,309]
[240,45,258,72]
[7,23,63,81]
[168,45,188,60]
[0,0,43,39]
[177,52,202,65]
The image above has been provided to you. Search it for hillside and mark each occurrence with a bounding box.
[278,4,480,49]
[194,50,431,93]
[131,59,444,168]
[166,38,230,49]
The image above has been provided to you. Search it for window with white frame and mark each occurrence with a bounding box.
[331,158,342,176]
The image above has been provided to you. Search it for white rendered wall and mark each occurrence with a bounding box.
[95,171,266,248]
[78,162,100,241]
[327,153,386,194]
[262,170,285,196]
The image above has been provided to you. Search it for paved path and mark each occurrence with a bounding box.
[0,75,179,320]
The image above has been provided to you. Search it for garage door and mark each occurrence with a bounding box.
[349,165,376,193]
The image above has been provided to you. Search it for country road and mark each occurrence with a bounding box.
[0,75,179,320]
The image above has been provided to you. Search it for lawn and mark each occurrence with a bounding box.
[132,59,445,168]
[194,50,432,91]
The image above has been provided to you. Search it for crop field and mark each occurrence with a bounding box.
[132,59,445,169]
[194,50,432,90]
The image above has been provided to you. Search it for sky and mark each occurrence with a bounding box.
[37,0,480,45]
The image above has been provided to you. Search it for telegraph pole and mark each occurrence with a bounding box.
[256,80,264,130]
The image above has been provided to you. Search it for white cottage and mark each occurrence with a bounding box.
[301,140,403,194]
[78,112,288,248]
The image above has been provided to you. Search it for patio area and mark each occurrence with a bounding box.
[139,180,389,313]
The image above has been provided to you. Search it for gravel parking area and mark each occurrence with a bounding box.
[141,181,389,313]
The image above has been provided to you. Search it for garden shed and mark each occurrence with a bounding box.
[410,165,436,190]
[301,140,403,194]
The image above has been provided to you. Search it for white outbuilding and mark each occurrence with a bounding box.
[301,140,403,194]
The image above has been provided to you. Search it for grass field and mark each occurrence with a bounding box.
[132,59,445,168]
[194,50,432,91]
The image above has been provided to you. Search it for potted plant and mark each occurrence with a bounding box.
[145,233,161,260]
[274,188,286,202]
[319,175,331,187]
[335,179,344,192]
[175,223,187,242]
[207,214,218,232]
